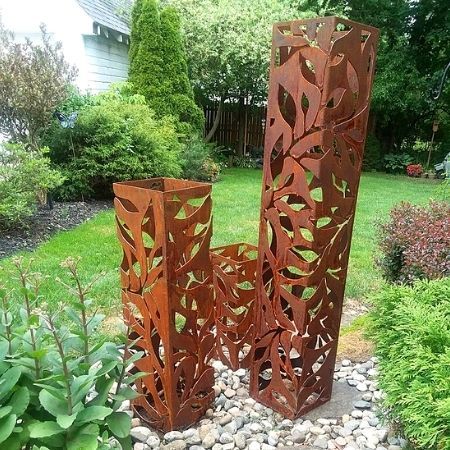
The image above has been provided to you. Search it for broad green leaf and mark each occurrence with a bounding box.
[0,340,9,360]
[33,384,66,402]
[89,360,117,378]
[0,367,21,402]
[87,314,105,334]
[1,434,21,450]
[39,390,69,417]
[87,377,114,407]
[56,414,77,429]
[71,375,95,405]
[112,386,140,402]
[28,349,48,359]
[75,406,112,424]
[28,421,64,438]
[9,387,30,416]
[0,406,12,420]
[123,372,148,385]
[106,412,131,439]
[67,433,98,450]
[0,413,16,443]
[117,435,132,450]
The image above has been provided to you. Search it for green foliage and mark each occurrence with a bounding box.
[165,0,314,104]
[376,201,450,284]
[383,153,413,174]
[0,257,137,449]
[363,134,383,171]
[345,0,450,155]
[0,144,64,229]
[0,23,77,150]
[46,85,182,200]
[369,278,450,450]
[129,0,203,132]
[181,135,221,182]
[233,156,260,169]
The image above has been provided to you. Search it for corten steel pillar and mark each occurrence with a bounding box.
[211,243,258,370]
[113,178,215,431]
[249,17,379,418]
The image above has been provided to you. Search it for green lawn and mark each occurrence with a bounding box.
[0,169,441,314]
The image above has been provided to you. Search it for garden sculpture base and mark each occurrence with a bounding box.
[249,16,379,418]
[211,243,258,370]
[113,178,214,431]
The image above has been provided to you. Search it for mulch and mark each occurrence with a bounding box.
[0,201,112,260]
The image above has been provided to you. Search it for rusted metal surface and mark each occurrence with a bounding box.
[211,243,258,370]
[113,178,214,431]
[249,17,379,418]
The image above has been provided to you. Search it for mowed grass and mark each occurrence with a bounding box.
[0,169,441,314]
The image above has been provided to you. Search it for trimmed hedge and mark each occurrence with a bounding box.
[369,278,450,450]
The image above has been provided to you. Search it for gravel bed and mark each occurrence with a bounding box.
[0,201,111,259]
[124,358,406,450]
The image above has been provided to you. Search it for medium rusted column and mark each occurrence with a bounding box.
[113,178,214,431]
[211,243,257,370]
[250,17,379,418]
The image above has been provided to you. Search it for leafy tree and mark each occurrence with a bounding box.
[128,0,203,132]
[345,0,450,157]
[0,23,77,150]
[163,0,315,145]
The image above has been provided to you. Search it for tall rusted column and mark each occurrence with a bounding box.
[211,243,258,370]
[113,178,215,431]
[250,17,379,418]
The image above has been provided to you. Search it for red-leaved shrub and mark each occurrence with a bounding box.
[406,163,423,177]
[377,201,450,283]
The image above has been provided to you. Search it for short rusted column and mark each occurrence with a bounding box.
[113,178,214,431]
[250,17,379,418]
[211,243,257,370]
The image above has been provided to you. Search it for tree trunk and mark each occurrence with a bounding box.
[205,97,225,143]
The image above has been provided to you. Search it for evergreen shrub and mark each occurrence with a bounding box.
[369,278,450,450]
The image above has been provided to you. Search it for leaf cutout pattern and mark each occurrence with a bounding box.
[250,17,379,419]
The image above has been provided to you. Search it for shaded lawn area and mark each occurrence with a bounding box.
[0,169,440,314]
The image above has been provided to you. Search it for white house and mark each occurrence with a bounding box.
[0,0,132,93]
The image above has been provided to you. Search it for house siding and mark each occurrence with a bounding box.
[83,35,129,93]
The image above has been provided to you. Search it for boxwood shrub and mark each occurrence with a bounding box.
[369,278,450,450]
[46,86,183,200]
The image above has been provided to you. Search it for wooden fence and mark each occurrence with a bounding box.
[204,103,267,152]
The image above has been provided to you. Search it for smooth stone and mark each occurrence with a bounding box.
[219,433,234,444]
[354,400,372,410]
[234,432,246,449]
[134,444,149,450]
[160,441,186,450]
[248,442,261,450]
[224,388,236,398]
[164,431,184,442]
[131,427,152,443]
[202,433,217,449]
[356,382,368,392]
[218,414,232,426]
[146,436,161,448]
[313,437,329,449]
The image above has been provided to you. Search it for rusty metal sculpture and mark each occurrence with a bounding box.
[249,17,379,418]
[211,243,258,370]
[113,178,215,431]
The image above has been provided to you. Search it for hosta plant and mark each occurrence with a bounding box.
[0,257,143,449]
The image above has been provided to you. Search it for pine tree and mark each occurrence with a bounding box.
[128,0,164,111]
[128,0,204,133]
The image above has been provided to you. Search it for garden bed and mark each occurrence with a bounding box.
[0,200,111,259]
